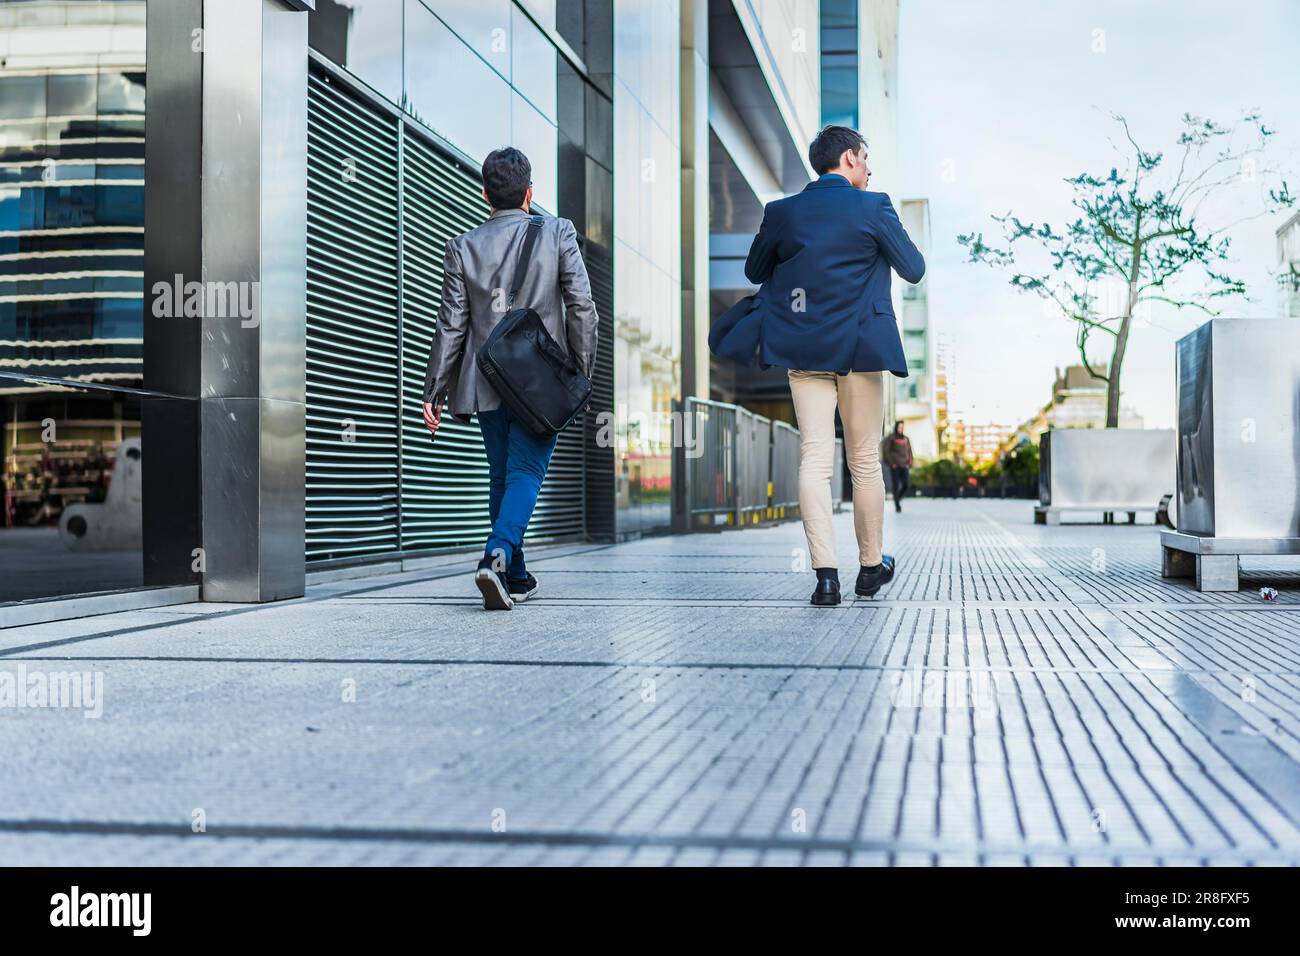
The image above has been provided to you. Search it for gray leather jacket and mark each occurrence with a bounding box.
[422,208,599,418]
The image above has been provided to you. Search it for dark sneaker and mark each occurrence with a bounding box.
[855,555,896,597]
[811,568,841,607]
[507,572,539,603]
[475,557,514,610]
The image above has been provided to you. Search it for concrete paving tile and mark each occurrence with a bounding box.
[2,500,1298,866]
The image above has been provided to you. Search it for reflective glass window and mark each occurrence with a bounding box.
[427,0,512,81]
[510,4,556,122]
[519,0,556,30]
[0,75,44,120]
[584,81,612,171]
[0,384,144,603]
[511,92,556,214]
[309,0,403,104]
[405,0,510,163]
[47,73,97,117]
[96,71,144,116]
[820,0,858,128]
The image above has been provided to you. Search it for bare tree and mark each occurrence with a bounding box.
[959,112,1294,427]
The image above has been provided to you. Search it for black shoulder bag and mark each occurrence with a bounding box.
[476,215,593,438]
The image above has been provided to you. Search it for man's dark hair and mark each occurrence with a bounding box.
[808,125,866,175]
[482,147,532,209]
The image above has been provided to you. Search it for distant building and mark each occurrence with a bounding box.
[1046,365,1144,431]
[933,341,952,455]
[1004,364,1144,455]
[1278,211,1300,317]
[894,198,936,458]
[949,419,1010,467]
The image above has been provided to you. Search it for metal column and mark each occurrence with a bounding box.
[144,0,310,602]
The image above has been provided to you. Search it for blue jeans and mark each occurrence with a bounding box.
[478,406,557,580]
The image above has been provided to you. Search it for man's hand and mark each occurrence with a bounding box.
[423,401,443,437]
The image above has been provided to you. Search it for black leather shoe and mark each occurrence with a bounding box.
[855,555,896,597]
[811,570,841,607]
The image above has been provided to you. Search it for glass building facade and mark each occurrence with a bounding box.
[308,0,562,214]
[1,0,849,615]
[309,0,679,541]
[612,0,679,534]
[704,0,823,424]
[0,0,146,601]
[820,0,857,128]
[298,0,614,561]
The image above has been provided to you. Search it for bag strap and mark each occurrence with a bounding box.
[506,214,545,308]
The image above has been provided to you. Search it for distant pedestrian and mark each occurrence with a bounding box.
[423,147,598,610]
[710,125,924,606]
[881,421,913,513]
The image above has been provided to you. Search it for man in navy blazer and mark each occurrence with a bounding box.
[710,125,925,606]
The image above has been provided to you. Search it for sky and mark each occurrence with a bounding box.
[897,0,1300,429]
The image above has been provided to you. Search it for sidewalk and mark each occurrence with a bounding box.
[2,498,1298,866]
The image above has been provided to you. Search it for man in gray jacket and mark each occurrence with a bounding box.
[423,147,598,610]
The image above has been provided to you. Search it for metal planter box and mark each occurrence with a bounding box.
[1162,318,1300,590]
[1035,428,1174,524]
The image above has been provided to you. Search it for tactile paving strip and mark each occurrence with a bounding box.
[1,499,1297,866]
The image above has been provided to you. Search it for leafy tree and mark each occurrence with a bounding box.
[913,456,970,495]
[959,112,1293,427]
[999,441,1039,495]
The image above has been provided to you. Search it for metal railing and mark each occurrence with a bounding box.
[682,396,843,530]
[682,399,736,526]
[735,407,771,525]
[770,420,801,517]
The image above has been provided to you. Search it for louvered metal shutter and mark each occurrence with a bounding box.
[534,400,586,538]
[397,131,492,549]
[305,64,587,563]
[582,241,616,540]
[305,71,400,561]
[399,129,585,548]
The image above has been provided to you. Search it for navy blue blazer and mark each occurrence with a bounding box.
[709,174,925,376]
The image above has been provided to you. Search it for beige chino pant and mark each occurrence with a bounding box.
[787,369,885,570]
